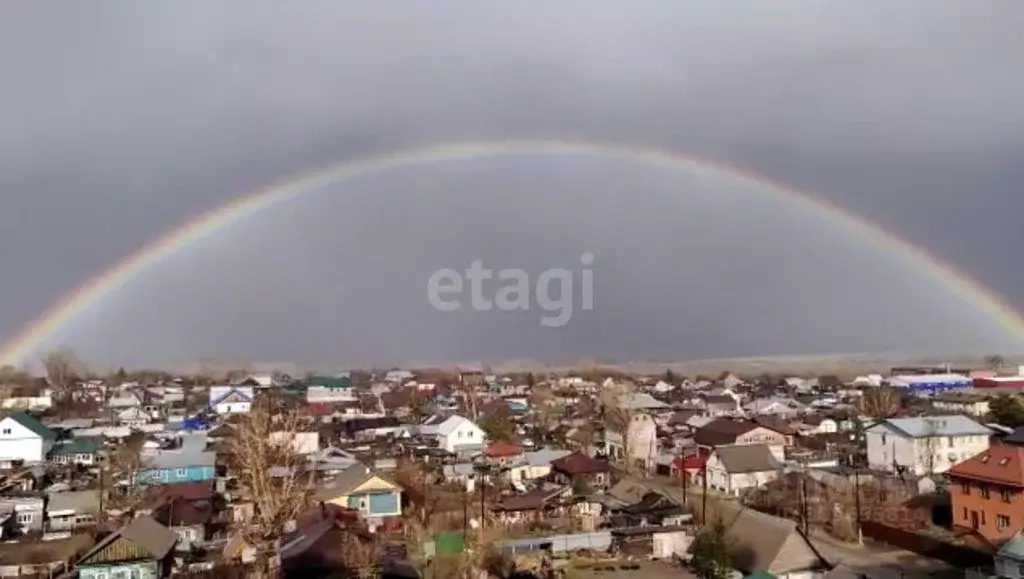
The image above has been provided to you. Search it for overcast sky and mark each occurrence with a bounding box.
[1,1,1023,370]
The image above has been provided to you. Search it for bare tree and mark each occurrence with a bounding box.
[986,354,1006,371]
[338,530,382,578]
[41,348,86,404]
[600,380,636,471]
[528,383,556,434]
[857,387,901,419]
[101,432,152,520]
[222,395,312,578]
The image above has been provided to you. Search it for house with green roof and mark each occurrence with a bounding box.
[0,412,56,464]
[50,437,103,466]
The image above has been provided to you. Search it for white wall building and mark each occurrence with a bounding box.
[0,413,56,464]
[865,415,991,476]
[209,386,254,415]
[427,415,485,452]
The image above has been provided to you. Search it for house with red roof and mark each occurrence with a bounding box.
[949,443,1024,544]
[551,451,611,492]
[484,440,523,466]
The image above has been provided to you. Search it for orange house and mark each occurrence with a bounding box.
[949,444,1024,545]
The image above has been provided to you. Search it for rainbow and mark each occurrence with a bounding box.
[2,138,1024,366]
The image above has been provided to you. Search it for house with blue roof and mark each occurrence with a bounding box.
[134,434,216,485]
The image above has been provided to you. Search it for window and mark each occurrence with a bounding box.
[961,481,971,494]
[16,513,32,524]
[947,437,955,448]
[1,429,9,435]
[176,468,188,478]
[881,434,887,446]
[963,507,968,520]
[982,485,991,499]
[1003,488,1013,503]
[998,515,1011,529]
[982,511,987,525]
[152,470,164,479]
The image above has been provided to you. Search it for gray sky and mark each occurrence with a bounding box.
[1,1,1023,370]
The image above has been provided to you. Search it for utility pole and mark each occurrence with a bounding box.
[701,464,708,522]
[800,468,809,535]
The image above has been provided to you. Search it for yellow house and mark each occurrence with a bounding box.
[315,465,403,525]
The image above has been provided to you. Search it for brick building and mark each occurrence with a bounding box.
[949,443,1024,544]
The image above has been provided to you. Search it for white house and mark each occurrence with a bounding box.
[0,413,56,463]
[703,444,780,496]
[931,391,991,417]
[209,386,254,415]
[865,415,992,476]
[605,414,659,470]
[427,415,485,453]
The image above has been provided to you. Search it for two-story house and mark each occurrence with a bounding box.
[949,443,1024,544]
[134,434,216,486]
[866,415,992,476]
[693,419,791,462]
[0,413,55,464]
[314,464,402,531]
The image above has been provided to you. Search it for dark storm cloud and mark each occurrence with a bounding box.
[1,1,1023,367]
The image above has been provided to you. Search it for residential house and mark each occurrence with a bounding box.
[150,497,212,551]
[932,391,991,417]
[0,495,45,536]
[551,452,612,492]
[76,515,177,579]
[743,396,806,417]
[385,370,414,383]
[49,437,102,466]
[0,534,94,578]
[948,443,1024,544]
[491,486,568,525]
[306,375,357,404]
[314,464,403,530]
[134,434,217,485]
[106,393,141,410]
[46,490,100,532]
[703,444,781,496]
[484,440,523,467]
[117,407,152,428]
[865,415,991,476]
[507,449,573,482]
[702,395,741,417]
[208,386,253,415]
[425,415,485,453]
[693,419,790,462]
[0,412,56,464]
[794,416,839,436]
[994,529,1024,578]
[604,413,659,470]
[709,500,831,578]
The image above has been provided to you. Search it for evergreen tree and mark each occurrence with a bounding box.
[690,516,733,579]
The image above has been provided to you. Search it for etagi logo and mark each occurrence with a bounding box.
[427,253,595,327]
